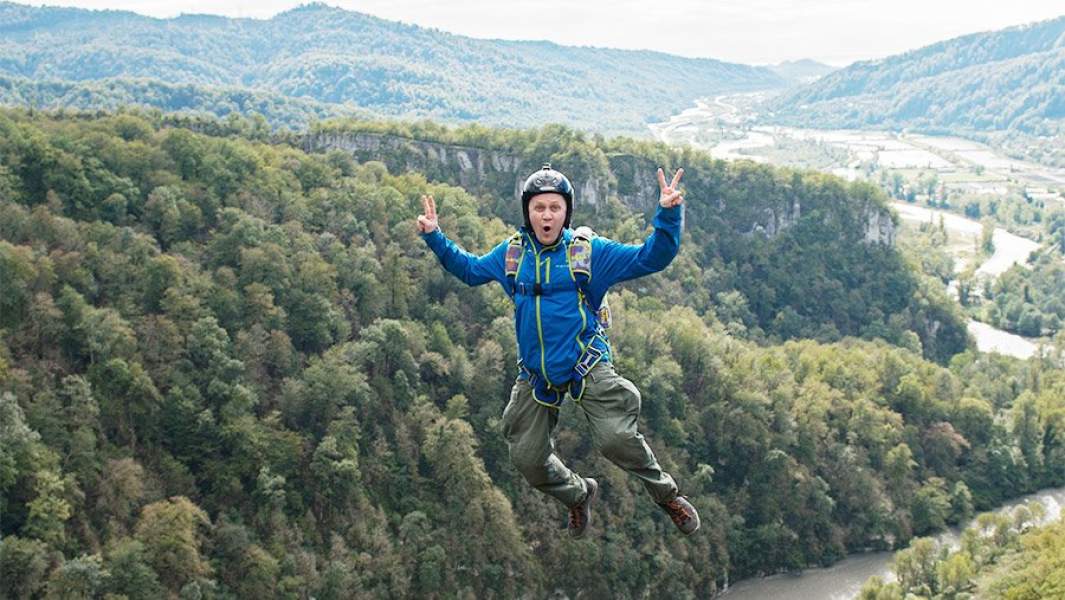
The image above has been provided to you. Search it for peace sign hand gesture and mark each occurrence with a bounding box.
[658,167,684,208]
[417,194,439,234]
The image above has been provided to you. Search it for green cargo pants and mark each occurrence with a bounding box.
[501,361,678,508]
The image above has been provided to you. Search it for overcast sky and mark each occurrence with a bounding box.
[24,1,1065,66]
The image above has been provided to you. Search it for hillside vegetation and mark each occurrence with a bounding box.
[768,16,1065,165]
[3,110,1064,598]
[860,508,1065,599]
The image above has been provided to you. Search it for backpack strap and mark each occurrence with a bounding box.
[569,231,592,279]
[570,227,611,330]
[504,232,524,297]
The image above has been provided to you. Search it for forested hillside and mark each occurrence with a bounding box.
[767,15,1065,160]
[3,109,1064,598]
[0,2,785,135]
[0,75,371,131]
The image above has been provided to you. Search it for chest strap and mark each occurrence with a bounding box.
[513,280,580,296]
[504,232,606,333]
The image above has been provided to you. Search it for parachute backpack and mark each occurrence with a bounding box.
[502,225,612,332]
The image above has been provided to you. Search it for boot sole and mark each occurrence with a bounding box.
[681,514,701,535]
[568,478,598,538]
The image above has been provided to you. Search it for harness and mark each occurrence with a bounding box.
[503,230,602,310]
[504,230,610,407]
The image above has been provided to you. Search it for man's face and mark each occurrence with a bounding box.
[528,193,567,244]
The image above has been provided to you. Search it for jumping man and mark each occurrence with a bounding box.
[417,164,699,537]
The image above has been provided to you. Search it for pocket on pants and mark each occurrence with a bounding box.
[501,380,528,438]
[585,365,641,417]
[588,361,614,383]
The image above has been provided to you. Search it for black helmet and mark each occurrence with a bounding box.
[521,163,573,230]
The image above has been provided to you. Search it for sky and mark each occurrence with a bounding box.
[23,1,1065,66]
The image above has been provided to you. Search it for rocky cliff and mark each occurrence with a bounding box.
[303,131,895,246]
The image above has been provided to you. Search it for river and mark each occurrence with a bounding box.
[890,201,1042,359]
[720,486,1065,600]
[889,202,1040,278]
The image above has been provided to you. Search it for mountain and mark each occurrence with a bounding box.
[768,59,835,84]
[0,1,787,134]
[767,16,1065,137]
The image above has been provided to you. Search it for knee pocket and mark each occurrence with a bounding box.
[501,381,529,440]
[591,376,641,417]
[587,367,642,415]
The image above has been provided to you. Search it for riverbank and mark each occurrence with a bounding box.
[719,486,1065,599]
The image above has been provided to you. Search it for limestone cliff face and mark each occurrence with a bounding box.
[304,131,895,246]
[603,151,897,246]
[863,205,897,245]
[306,131,612,214]
[305,131,528,195]
[606,152,660,213]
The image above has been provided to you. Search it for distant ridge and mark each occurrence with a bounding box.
[769,59,836,84]
[0,1,787,134]
[767,15,1065,137]
[0,74,370,129]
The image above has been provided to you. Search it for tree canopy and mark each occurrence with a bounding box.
[2,108,1064,598]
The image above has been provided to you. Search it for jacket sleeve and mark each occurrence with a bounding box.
[421,229,507,287]
[591,204,683,289]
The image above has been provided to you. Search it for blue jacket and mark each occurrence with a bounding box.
[422,204,683,399]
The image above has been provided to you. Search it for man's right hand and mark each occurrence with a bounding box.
[657,168,684,208]
[417,194,439,233]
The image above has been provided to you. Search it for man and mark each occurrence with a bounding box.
[417,164,699,537]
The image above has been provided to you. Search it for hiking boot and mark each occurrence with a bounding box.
[658,495,700,535]
[567,478,598,538]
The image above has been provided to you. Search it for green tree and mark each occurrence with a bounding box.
[911,478,951,535]
[102,538,164,600]
[936,550,974,597]
[0,241,37,329]
[25,470,73,548]
[57,375,100,487]
[0,536,51,600]
[1012,392,1044,489]
[981,219,996,255]
[857,577,904,600]
[89,359,162,450]
[44,554,107,600]
[134,497,212,593]
[893,537,941,596]
[949,481,974,525]
[94,458,147,538]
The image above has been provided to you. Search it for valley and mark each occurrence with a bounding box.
[652,93,1063,359]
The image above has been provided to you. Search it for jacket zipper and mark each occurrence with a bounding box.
[535,248,552,386]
